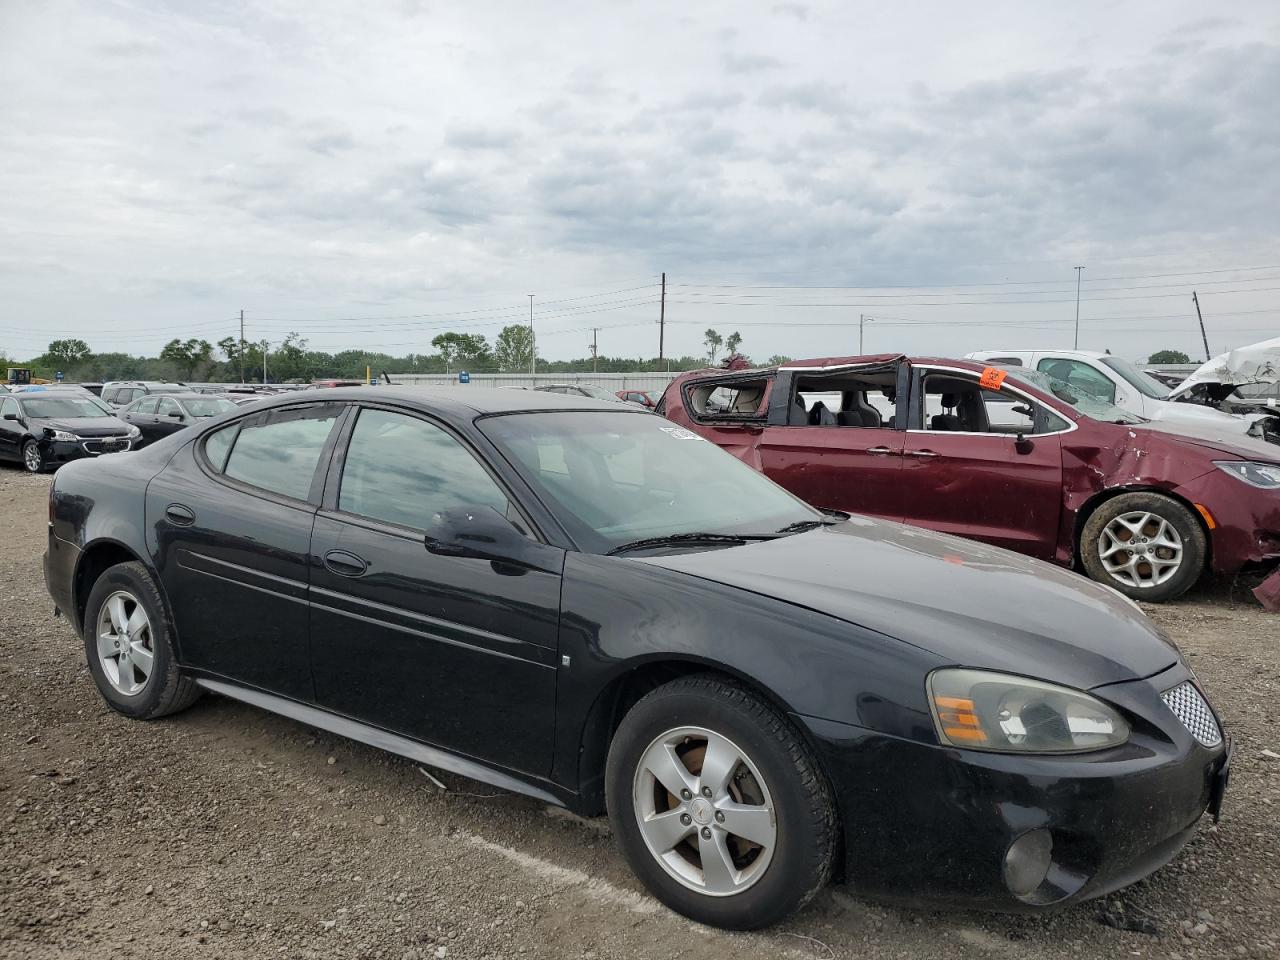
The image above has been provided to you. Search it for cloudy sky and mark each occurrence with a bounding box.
[2,0,1279,364]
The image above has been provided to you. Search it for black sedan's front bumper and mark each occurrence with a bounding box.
[40,436,133,466]
[798,663,1228,911]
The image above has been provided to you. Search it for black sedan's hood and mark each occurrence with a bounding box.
[640,517,1178,690]
[39,417,131,437]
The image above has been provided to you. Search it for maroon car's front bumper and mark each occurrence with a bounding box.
[1175,469,1280,581]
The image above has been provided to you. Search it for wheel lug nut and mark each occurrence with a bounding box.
[701,786,712,798]
[714,810,725,823]
[680,788,692,800]
[700,827,712,840]
[680,813,691,826]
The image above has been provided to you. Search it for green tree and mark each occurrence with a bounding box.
[1148,349,1191,364]
[703,328,723,363]
[46,338,92,369]
[766,354,792,366]
[493,324,534,372]
[431,332,490,370]
[159,338,214,379]
[725,331,743,356]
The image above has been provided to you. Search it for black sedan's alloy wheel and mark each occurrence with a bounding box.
[82,562,200,719]
[22,439,44,473]
[606,676,836,929]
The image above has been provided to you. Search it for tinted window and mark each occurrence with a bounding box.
[156,398,180,416]
[338,408,508,530]
[183,397,237,417]
[203,424,236,472]
[133,397,158,414]
[101,388,119,404]
[1,398,17,418]
[224,407,340,500]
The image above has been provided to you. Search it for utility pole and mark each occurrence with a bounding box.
[261,340,269,384]
[658,272,666,364]
[528,294,535,378]
[1073,266,1084,349]
[589,328,599,373]
[239,309,245,385]
[1191,291,1211,361]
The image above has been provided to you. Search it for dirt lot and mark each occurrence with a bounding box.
[0,467,1276,960]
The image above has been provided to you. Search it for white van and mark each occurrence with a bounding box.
[965,349,1252,431]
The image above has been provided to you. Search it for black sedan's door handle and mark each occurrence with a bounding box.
[164,503,196,525]
[323,549,368,577]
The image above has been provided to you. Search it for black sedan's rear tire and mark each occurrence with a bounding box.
[22,439,44,473]
[82,561,200,719]
[605,675,836,929]
[1080,492,1206,602]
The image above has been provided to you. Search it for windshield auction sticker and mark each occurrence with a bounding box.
[659,426,706,441]
[979,367,1008,391]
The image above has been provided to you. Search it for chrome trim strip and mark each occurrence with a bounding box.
[194,678,563,805]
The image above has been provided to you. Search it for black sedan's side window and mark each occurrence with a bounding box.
[338,408,509,531]
[222,407,342,501]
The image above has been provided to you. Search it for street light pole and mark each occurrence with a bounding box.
[1073,266,1084,349]
[528,294,535,378]
[262,340,268,384]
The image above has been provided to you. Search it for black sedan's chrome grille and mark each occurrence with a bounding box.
[1161,681,1222,747]
[81,437,132,454]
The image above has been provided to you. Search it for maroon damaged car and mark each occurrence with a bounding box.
[660,355,1280,605]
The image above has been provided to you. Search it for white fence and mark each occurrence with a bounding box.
[384,371,682,393]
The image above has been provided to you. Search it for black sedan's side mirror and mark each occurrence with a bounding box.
[2,413,17,421]
[424,506,530,564]
[168,411,184,419]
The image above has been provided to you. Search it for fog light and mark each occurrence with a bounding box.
[1003,829,1053,898]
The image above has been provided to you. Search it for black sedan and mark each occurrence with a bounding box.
[118,393,239,447]
[42,388,1229,929]
[1,392,139,472]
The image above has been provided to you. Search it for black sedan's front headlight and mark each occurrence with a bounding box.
[927,669,1129,753]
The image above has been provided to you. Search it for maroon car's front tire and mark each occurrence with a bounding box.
[1080,492,1207,603]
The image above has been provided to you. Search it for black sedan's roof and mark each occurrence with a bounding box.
[264,386,641,416]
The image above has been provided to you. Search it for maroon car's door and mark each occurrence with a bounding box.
[756,423,906,519]
[900,372,1064,560]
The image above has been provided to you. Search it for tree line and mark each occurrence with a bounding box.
[5,325,762,384]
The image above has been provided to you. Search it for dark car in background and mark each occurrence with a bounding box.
[118,393,238,447]
[660,355,1280,605]
[44,387,1227,929]
[0,392,138,472]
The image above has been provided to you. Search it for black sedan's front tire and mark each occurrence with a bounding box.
[22,439,45,473]
[82,561,200,719]
[605,675,836,929]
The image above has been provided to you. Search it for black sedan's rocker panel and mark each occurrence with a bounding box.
[195,677,569,806]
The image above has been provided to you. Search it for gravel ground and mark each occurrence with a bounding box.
[1,465,1277,960]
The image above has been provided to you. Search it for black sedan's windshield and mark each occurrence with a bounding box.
[20,397,112,419]
[480,411,818,553]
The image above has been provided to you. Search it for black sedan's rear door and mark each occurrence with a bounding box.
[145,402,349,702]
[307,404,564,777]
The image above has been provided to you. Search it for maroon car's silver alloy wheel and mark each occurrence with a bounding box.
[1097,511,1184,589]
[96,590,155,696]
[632,726,777,896]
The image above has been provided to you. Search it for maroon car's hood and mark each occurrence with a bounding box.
[1133,419,1280,461]
[641,518,1179,690]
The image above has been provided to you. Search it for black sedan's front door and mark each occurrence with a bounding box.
[307,405,563,777]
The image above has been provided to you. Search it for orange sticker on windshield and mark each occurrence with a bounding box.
[979,367,1007,391]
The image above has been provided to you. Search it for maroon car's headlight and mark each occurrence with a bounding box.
[1214,460,1280,489]
[927,669,1130,753]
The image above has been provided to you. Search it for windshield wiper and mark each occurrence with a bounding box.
[774,517,839,534]
[607,532,776,556]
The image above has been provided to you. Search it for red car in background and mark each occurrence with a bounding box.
[660,354,1280,605]
[616,389,657,408]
